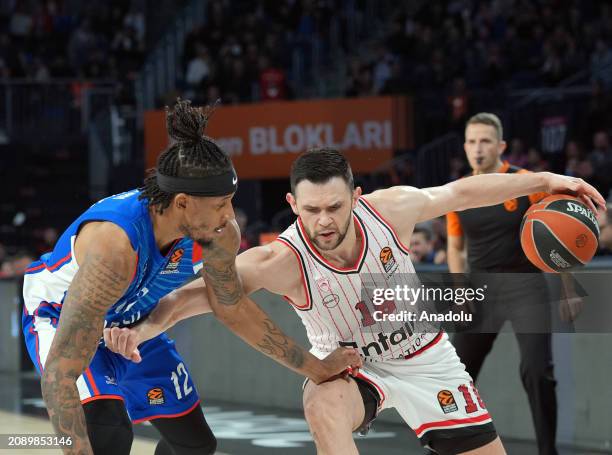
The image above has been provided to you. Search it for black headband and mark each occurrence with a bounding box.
[156,169,238,196]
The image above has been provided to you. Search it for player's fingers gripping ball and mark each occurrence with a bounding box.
[521,194,600,272]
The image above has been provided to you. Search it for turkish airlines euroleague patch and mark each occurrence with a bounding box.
[162,248,184,274]
[147,387,165,405]
[437,390,458,414]
[379,247,398,275]
[170,248,185,263]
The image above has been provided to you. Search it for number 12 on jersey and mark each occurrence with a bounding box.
[171,362,193,400]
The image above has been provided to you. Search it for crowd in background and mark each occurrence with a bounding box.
[1,0,612,275]
[348,1,612,96]
[0,0,145,108]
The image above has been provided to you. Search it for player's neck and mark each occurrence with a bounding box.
[149,207,182,253]
[318,219,362,267]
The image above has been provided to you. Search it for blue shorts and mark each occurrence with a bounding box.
[23,314,201,423]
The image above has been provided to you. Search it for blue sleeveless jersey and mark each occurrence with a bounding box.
[23,189,203,328]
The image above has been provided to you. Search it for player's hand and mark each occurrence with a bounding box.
[559,296,585,322]
[542,173,606,214]
[315,347,363,384]
[103,326,142,363]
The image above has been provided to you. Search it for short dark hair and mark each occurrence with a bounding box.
[290,148,354,195]
[466,112,503,141]
[139,98,232,213]
[413,226,432,242]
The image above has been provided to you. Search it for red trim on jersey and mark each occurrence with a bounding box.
[192,242,203,264]
[414,412,492,438]
[131,399,202,424]
[26,252,73,273]
[276,238,312,310]
[359,197,410,254]
[404,331,444,360]
[81,395,124,405]
[85,368,100,396]
[355,372,386,409]
[47,252,73,271]
[25,263,45,273]
[297,215,367,273]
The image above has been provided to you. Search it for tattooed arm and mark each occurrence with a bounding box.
[41,222,136,454]
[201,220,362,384]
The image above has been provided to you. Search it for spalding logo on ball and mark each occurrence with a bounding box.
[520,194,600,272]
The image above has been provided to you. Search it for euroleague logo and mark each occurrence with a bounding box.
[379,247,398,275]
[162,248,184,274]
[437,390,458,414]
[147,387,165,405]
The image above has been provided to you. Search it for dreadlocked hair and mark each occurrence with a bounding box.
[139,98,231,213]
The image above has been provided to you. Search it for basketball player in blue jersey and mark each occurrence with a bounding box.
[22,100,362,455]
[106,149,605,455]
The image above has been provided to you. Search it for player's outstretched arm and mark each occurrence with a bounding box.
[41,223,136,455]
[200,220,362,384]
[369,172,606,233]
[417,171,606,222]
[103,276,211,362]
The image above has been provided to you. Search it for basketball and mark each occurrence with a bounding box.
[520,195,600,272]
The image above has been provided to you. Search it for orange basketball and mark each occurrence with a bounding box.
[520,195,600,272]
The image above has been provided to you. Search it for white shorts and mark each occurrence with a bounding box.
[356,331,495,447]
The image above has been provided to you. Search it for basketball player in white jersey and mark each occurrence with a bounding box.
[105,148,604,454]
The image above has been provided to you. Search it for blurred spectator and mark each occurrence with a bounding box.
[223,58,253,103]
[380,60,412,95]
[258,55,288,101]
[387,159,415,187]
[345,60,375,97]
[526,147,549,172]
[0,250,35,278]
[597,203,612,253]
[9,3,33,38]
[234,207,251,252]
[185,43,211,90]
[587,131,612,198]
[409,226,446,265]
[591,39,612,89]
[448,77,469,129]
[585,79,612,139]
[564,140,586,176]
[449,155,467,181]
[67,19,97,71]
[34,226,59,256]
[11,251,36,276]
[204,84,222,106]
[506,138,528,168]
[541,41,564,85]
[372,44,394,93]
[588,131,612,166]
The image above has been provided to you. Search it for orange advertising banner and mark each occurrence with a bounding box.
[144,96,412,179]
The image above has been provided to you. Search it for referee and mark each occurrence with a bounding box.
[446,113,558,455]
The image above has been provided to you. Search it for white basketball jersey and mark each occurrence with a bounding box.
[278,197,440,362]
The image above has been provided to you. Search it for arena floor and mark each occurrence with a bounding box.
[0,373,609,455]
